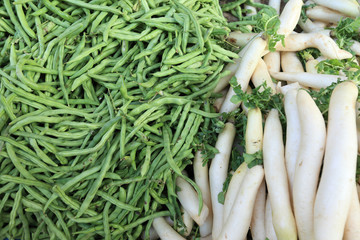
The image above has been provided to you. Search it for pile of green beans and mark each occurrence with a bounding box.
[0,0,232,239]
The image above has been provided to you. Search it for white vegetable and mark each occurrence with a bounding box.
[350,41,360,56]
[220,37,267,113]
[213,88,228,113]
[293,90,326,240]
[223,162,248,222]
[264,52,281,73]
[227,32,257,48]
[305,59,319,74]
[269,71,347,89]
[306,5,347,23]
[251,180,267,240]
[312,0,360,17]
[276,33,352,59]
[217,165,265,240]
[265,195,278,240]
[284,89,301,199]
[280,52,304,73]
[263,109,297,240]
[176,176,209,226]
[209,122,236,239]
[251,58,276,94]
[181,209,194,237]
[152,217,186,240]
[343,184,360,240]
[269,0,281,13]
[277,0,304,36]
[314,81,359,240]
[193,151,213,237]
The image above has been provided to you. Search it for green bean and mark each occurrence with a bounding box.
[15,4,36,39]
[9,116,74,134]
[40,212,69,240]
[6,142,36,180]
[76,143,117,217]
[63,0,122,15]
[1,175,52,190]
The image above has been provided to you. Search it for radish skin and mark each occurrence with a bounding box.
[176,176,209,226]
[217,165,265,240]
[305,59,319,74]
[245,107,263,155]
[284,89,301,200]
[314,81,359,240]
[280,52,304,73]
[227,32,257,48]
[264,52,281,73]
[269,0,281,13]
[265,196,278,240]
[277,0,303,36]
[312,0,360,17]
[306,5,347,24]
[269,71,347,89]
[209,122,236,239]
[293,90,326,240]
[350,41,360,56]
[223,162,248,222]
[213,88,228,113]
[251,180,267,240]
[152,217,186,240]
[220,37,267,113]
[181,209,194,237]
[193,151,213,237]
[343,184,360,240]
[251,59,276,94]
[275,33,353,59]
[263,109,297,240]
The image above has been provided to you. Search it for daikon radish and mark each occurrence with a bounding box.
[227,32,257,48]
[284,89,301,200]
[223,162,248,222]
[343,184,360,240]
[269,0,281,14]
[357,183,360,201]
[305,59,319,74]
[306,5,347,24]
[181,209,194,237]
[312,0,360,17]
[245,107,263,155]
[269,71,347,89]
[277,0,304,36]
[213,88,228,113]
[280,82,302,95]
[263,109,297,240]
[251,180,267,240]
[264,52,281,73]
[298,18,325,33]
[251,59,276,94]
[265,195,278,240]
[209,122,236,238]
[220,37,267,113]
[314,81,359,240]
[217,165,265,240]
[350,41,360,56]
[176,176,209,226]
[293,90,326,240]
[275,33,352,59]
[194,151,213,237]
[280,52,304,73]
[152,217,186,240]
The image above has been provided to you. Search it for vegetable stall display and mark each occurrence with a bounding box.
[0,0,360,240]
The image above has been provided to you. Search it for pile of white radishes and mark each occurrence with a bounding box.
[151,0,360,239]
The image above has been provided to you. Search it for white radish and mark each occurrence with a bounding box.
[152,217,186,240]
[220,37,267,113]
[284,89,301,199]
[350,41,360,56]
[280,52,304,73]
[217,165,265,240]
[181,209,194,237]
[223,162,248,222]
[250,180,267,240]
[314,81,359,240]
[265,195,278,240]
[269,71,347,89]
[312,0,360,17]
[245,107,263,155]
[263,109,297,240]
[277,0,304,36]
[269,0,281,14]
[306,5,347,24]
[357,183,360,202]
[209,122,236,239]
[305,59,319,74]
[251,58,276,94]
[298,18,325,33]
[193,151,213,237]
[293,90,326,240]
[264,52,281,73]
[227,32,257,48]
[343,184,360,240]
[213,88,228,113]
[279,82,302,95]
[276,33,353,59]
[176,176,209,226]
